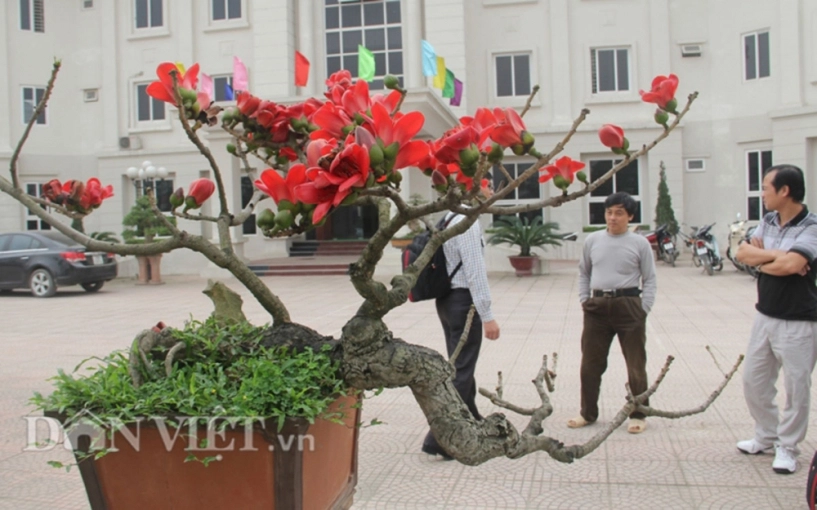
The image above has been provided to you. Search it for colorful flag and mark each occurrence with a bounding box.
[433,57,446,89]
[199,72,214,102]
[233,56,248,92]
[450,78,463,107]
[421,40,437,77]
[295,51,310,87]
[442,69,456,98]
[358,45,375,81]
[224,82,234,101]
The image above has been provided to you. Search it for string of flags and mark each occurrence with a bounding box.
[196,42,463,107]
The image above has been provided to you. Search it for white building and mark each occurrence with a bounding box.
[1,0,816,276]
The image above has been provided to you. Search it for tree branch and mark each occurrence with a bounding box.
[519,85,540,118]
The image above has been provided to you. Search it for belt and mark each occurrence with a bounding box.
[591,287,641,298]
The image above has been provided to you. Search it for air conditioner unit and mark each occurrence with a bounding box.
[685,159,705,172]
[118,135,142,150]
[680,44,703,58]
[83,88,99,102]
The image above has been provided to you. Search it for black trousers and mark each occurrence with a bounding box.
[423,289,483,449]
[579,296,649,422]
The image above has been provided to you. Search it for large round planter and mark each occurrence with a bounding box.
[508,255,540,277]
[47,394,360,510]
[390,238,413,250]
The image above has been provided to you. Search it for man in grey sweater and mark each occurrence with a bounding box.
[567,192,657,434]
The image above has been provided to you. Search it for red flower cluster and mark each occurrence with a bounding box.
[43,178,114,214]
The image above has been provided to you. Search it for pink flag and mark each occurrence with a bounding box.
[199,72,214,102]
[233,56,248,92]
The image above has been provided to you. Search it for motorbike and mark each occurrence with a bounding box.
[644,224,678,266]
[691,223,723,276]
[726,214,759,278]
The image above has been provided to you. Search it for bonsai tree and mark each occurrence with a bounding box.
[487,215,563,257]
[122,195,177,243]
[654,160,679,235]
[3,61,743,503]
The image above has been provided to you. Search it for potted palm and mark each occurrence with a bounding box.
[487,215,563,276]
[2,61,744,510]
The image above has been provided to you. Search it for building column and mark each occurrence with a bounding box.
[779,0,803,106]
[405,0,424,89]
[296,0,318,97]
[250,1,296,98]
[548,0,572,124]
[648,0,671,75]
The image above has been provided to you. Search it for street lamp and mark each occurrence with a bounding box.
[126,160,169,198]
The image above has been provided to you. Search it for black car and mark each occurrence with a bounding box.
[0,231,117,297]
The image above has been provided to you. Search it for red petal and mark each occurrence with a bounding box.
[394,141,430,170]
[146,82,176,105]
[183,63,200,90]
[257,169,287,203]
[371,102,393,143]
[490,125,521,147]
[338,175,363,193]
[505,107,526,134]
[155,62,178,89]
[312,202,332,224]
[392,111,424,146]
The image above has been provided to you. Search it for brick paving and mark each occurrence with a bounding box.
[0,256,811,509]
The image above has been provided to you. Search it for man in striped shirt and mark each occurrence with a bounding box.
[421,180,501,460]
[735,164,817,475]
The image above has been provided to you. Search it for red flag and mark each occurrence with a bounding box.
[295,51,310,87]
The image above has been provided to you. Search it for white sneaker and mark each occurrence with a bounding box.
[772,445,797,474]
[736,438,773,455]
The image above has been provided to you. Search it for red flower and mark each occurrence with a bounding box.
[460,108,498,150]
[255,165,307,205]
[539,156,585,184]
[42,179,64,204]
[146,62,200,106]
[434,125,479,164]
[185,178,216,210]
[598,124,626,149]
[295,143,370,223]
[79,178,114,210]
[367,102,429,170]
[640,74,679,110]
[325,70,354,104]
[490,107,527,148]
[236,91,261,116]
[310,102,354,141]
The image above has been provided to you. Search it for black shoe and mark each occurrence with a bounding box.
[421,443,454,461]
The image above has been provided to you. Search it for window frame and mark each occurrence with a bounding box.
[493,51,532,99]
[586,157,642,226]
[491,160,543,224]
[137,178,176,213]
[589,45,633,97]
[743,29,771,81]
[746,149,772,221]
[20,0,45,32]
[323,0,405,91]
[212,74,235,103]
[211,0,244,23]
[21,86,47,126]
[133,82,168,128]
[133,0,165,31]
[24,182,52,231]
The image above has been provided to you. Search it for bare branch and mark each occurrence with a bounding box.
[519,85,540,118]
[449,305,475,367]
[10,59,61,189]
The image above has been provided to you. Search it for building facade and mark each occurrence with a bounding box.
[1,0,816,276]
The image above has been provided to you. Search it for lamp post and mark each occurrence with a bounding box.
[125,160,169,285]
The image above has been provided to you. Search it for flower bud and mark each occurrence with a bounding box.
[431,169,447,187]
[654,109,669,128]
[226,143,237,155]
[169,187,185,209]
[382,142,400,161]
[184,178,216,211]
[256,208,276,229]
[576,171,588,185]
[458,144,480,168]
[663,98,678,114]
[277,199,295,212]
[390,171,403,184]
[459,163,478,178]
[274,209,293,229]
[487,143,504,164]
[384,75,401,90]
[552,174,570,191]
[369,144,385,166]
[521,131,536,152]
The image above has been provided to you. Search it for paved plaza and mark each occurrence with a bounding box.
[0,255,813,509]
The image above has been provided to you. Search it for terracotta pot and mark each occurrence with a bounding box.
[48,394,360,510]
[508,255,540,277]
[390,238,413,250]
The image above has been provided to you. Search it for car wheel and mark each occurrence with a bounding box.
[81,281,104,293]
[29,268,56,298]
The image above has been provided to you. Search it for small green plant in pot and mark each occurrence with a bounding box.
[122,196,177,283]
[487,215,563,276]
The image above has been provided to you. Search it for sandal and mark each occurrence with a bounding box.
[627,418,646,434]
[567,416,591,428]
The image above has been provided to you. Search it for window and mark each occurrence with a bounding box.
[135,83,166,123]
[8,235,43,251]
[744,30,770,80]
[22,87,46,125]
[491,161,542,224]
[591,47,629,94]
[213,75,234,102]
[212,0,241,21]
[25,183,51,231]
[587,159,641,225]
[135,0,163,29]
[240,176,256,235]
[83,0,94,9]
[137,179,175,213]
[495,53,531,98]
[325,0,403,90]
[685,159,705,172]
[20,0,45,32]
[747,149,772,221]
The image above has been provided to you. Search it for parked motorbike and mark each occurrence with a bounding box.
[726,214,759,278]
[691,223,723,276]
[644,224,678,266]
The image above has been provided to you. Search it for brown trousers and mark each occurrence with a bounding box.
[580,296,649,422]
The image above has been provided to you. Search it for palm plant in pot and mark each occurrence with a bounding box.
[487,215,563,276]
[2,61,745,510]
